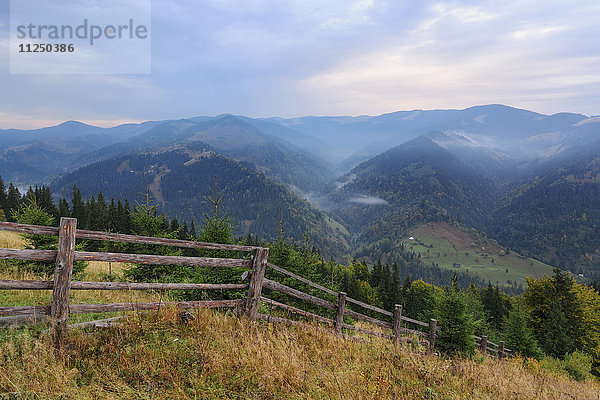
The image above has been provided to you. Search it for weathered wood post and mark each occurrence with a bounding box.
[245,248,269,320]
[498,340,505,360]
[428,318,437,354]
[334,292,346,335]
[49,217,77,353]
[480,335,488,355]
[393,304,403,346]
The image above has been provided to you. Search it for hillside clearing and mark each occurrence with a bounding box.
[407,222,556,289]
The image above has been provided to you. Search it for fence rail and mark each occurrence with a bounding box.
[0,218,510,358]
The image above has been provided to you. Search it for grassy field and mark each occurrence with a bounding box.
[2,230,600,398]
[406,222,556,289]
[2,307,600,399]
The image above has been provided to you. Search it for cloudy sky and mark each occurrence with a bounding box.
[1,0,599,129]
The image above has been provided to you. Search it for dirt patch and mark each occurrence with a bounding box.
[148,164,171,203]
[116,159,131,174]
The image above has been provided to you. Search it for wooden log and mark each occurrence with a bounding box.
[0,305,51,316]
[260,297,333,325]
[346,296,393,317]
[75,228,259,252]
[70,281,247,291]
[255,312,314,330]
[498,340,505,360]
[401,315,430,328]
[0,279,53,289]
[393,304,403,346]
[1,299,243,317]
[0,314,48,327]
[344,308,393,329]
[428,319,437,354]
[68,299,244,314]
[262,279,337,311]
[74,251,251,268]
[0,221,260,252]
[246,248,269,320]
[50,217,77,353]
[268,262,392,317]
[335,292,347,334]
[0,221,59,236]
[268,262,337,296]
[480,335,488,355]
[0,248,57,261]
[397,327,428,338]
[340,323,393,339]
[59,316,125,331]
[0,280,247,291]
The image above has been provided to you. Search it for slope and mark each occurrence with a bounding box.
[72,116,333,193]
[50,143,349,255]
[488,139,600,280]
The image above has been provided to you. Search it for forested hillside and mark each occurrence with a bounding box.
[49,145,349,255]
[327,136,496,262]
[489,139,600,279]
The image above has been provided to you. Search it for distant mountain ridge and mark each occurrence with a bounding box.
[2,104,600,279]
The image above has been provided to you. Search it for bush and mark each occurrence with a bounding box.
[540,351,593,381]
[563,351,593,381]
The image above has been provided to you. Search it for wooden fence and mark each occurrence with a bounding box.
[0,218,510,358]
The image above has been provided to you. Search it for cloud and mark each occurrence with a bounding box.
[1,0,599,127]
[348,194,389,206]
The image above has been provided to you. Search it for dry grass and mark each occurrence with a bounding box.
[1,229,599,398]
[0,231,24,249]
[1,308,599,399]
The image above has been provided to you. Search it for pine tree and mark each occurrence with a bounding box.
[71,185,86,223]
[504,304,542,359]
[58,198,71,217]
[6,183,21,219]
[0,175,6,215]
[437,289,476,356]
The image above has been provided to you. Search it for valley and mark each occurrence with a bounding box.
[1,104,600,285]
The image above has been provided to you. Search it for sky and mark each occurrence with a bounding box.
[1,0,599,129]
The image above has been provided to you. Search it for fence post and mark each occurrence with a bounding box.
[498,340,505,360]
[428,319,437,354]
[393,304,403,346]
[334,292,346,335]
[480,335,488,355]
[49,217,77,353]
[245,248,269,320]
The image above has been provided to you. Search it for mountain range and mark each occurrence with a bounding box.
[2,104,599,280]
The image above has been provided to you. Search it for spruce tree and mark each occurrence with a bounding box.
[436,289,476,356]
[71,185,86,223]
[504,304,542,359]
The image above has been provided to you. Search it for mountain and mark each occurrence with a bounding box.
[325,136,495,261]
[487,138,600,279]
[0,120,165,184]
[72,116,334,193]
[269,105,597,169]
[50,143,349,255]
